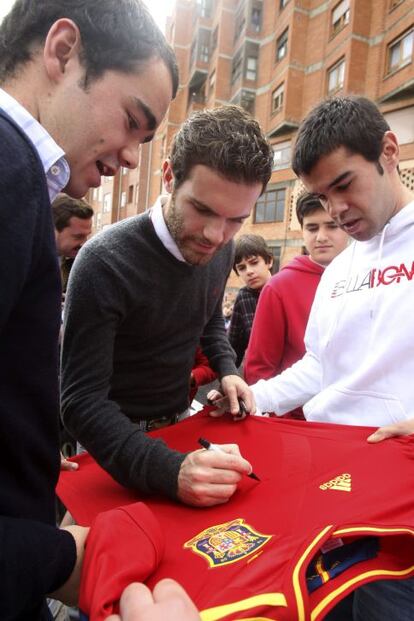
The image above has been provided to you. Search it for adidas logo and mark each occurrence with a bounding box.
[320,473,352,492]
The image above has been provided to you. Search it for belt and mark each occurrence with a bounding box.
[137,408,190,432]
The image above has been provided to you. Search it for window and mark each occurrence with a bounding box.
[255,188,286,223]
[276,29,288,62]
[271,84,284,114]
[267,245,281,274]
[97,186,103,202]
[200,44,209,63]
[240,90,256,115]
[331,0,350,36]
[250,6,262,32]
[280,0,289,9]
[189,84,206,105]
[120,191,127,209]
[232,49,243,83]
[128,185,134,203]
[121,167,128,175]
[196,0,212,18]
[327,59,345,94]
[245,56,257,81]
[198,28,211,63]
[272,141,291,170]
[387,29,413,74]
[103,193,112,213]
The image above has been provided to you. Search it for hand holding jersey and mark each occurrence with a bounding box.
[177,443,253,506]
[106,579,200,621]
[367,418,414,443]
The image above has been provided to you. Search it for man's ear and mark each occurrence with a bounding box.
[162,160,175,194]
[43,19,82,83]
[267,257,274,269]
[381,131,399,172]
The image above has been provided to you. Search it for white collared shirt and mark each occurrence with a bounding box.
[0,88,70,201]
[148,195,187,262]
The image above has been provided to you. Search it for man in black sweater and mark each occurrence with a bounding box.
[0,0,178,618]
[62,106,273,507]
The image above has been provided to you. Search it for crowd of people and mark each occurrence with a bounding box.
[0,0,413,620]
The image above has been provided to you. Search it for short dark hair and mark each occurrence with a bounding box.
[169,106,273,194]
[52,194,94,231]
[0,0,179,95]
[295,192,325,227]
[292,96,390,177]
[233,234,273,274]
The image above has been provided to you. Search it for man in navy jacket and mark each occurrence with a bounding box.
[0,0,177,618]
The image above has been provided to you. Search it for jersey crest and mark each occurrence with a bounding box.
[184,518,272,568]
[320,473,352,492]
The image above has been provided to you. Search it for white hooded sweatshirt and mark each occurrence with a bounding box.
[252,200,414,427]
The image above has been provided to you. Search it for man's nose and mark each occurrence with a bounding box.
[120,142,139,170]
[316,227,328,241]
[328,196,348,220]
[204,219,226,245]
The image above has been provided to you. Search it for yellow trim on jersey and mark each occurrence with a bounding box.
[292,525,333,621]
[333,525,414,537]
[199,525,414,621]
[199,592,287,621]
[315,556,330,584]
[311,525,414,621]
[311,564,414,621]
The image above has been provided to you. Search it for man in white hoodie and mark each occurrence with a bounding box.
[252,96,414,436]
[211,96,414,621]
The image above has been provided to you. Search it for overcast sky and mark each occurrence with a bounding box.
[0,1,174,33]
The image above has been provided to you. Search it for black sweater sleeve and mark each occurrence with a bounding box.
[61,247,186,499]
[0,516,76,619]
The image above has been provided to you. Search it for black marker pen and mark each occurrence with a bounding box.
[198,437,260,481]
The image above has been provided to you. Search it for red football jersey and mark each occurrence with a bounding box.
[58,411,414,621]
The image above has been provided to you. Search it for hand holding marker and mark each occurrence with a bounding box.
[206,395,250,419]
[198,437,260,481]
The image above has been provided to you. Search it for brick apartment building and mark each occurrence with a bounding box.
[87,0,414,296]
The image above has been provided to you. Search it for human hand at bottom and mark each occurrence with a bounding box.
[106,579,200,621]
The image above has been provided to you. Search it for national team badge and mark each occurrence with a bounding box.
[184,518,272,567]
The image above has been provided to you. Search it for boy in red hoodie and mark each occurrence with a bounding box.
[244,193,348,417]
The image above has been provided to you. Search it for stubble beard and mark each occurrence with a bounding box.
[165,194,217,266]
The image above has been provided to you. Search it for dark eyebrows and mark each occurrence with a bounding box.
[312,171,352,201]
[191,198,249,221]
[327,171,352,189]
[131,97,157,131]
[142,135,155,144]
[192,198,215,213]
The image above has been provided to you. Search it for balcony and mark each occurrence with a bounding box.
[189,27,211,91]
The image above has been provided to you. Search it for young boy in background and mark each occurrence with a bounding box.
[228,235,273,367]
